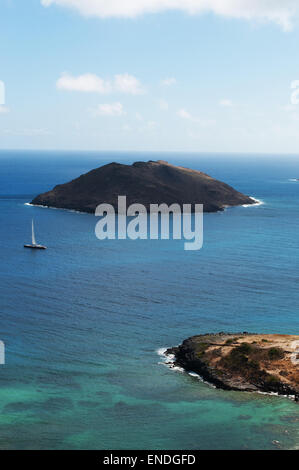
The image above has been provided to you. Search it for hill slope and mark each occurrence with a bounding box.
[31,160,255,213]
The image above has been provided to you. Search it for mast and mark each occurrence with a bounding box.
[32,219,36,245]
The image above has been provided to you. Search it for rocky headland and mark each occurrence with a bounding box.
[166,333,299,400]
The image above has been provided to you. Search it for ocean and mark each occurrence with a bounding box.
[0,150,298,450]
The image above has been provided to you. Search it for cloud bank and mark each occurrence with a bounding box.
[92,102,125,116]
[57,73,145,95]
[219,99,233,107]
[177,108,215,126]
[41,0,299,30]
[161,77,177,86]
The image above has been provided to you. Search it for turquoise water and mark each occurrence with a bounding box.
[0,151,298,449]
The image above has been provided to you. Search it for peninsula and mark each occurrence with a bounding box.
[166,333,299,400]
[31,160,255,213]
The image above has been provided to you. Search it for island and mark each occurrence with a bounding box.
[31,160,255,213]
[166,333,299,400]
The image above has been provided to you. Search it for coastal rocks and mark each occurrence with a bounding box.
[166,333,299,400]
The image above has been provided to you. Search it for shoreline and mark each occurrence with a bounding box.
[157,347,217,388]
[242,197,264,207]
[25,195,264,215]
[24,202,88,215]
[159,333,299,402]
[157,347,296,400]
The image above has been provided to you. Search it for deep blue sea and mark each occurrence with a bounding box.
[0,150,298,450]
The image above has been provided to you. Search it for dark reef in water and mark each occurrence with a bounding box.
[31,160,255,213]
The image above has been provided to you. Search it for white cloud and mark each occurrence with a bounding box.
[91,102,125,116]
[158,99,169,110]
[114,73,145,95]
[219,99,233,107]
[135,112,144,121]
[0,105,9,114]
[177,108,192,120]
[57,73,145,95]
[41,1,299,30]
[139,120,158,132]
[2,128,52,136]
[57,73,111,93]
[177,108,215,127]
[146,120,158,130]
[161,77,177,86]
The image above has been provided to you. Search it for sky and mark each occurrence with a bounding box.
[1,0,299,153]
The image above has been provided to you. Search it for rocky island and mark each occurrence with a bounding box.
[31,160,255,213]
[166,333,299,400]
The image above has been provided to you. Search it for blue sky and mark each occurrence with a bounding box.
[1,0,299,153]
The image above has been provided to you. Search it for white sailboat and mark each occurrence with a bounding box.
[24,219,47,250]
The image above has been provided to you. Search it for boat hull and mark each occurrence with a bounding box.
[24,244,47,250]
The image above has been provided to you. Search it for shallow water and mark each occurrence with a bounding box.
[0,151,298,449]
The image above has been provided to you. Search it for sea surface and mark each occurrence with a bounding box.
[0,150,298,450]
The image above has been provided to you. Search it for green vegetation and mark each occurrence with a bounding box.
[219,343,261,380]
[225,339,234,345]
[195,342,209,358]
[218,342,285,384]
[265,375,280,385]
[237,343,253,354]
[268,347,285,360]
[225,337,240,345]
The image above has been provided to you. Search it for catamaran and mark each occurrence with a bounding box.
[24,220,47,250]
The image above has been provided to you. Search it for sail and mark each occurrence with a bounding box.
[32,219,36,245]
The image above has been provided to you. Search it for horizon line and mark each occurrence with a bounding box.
[0,149,299,157]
